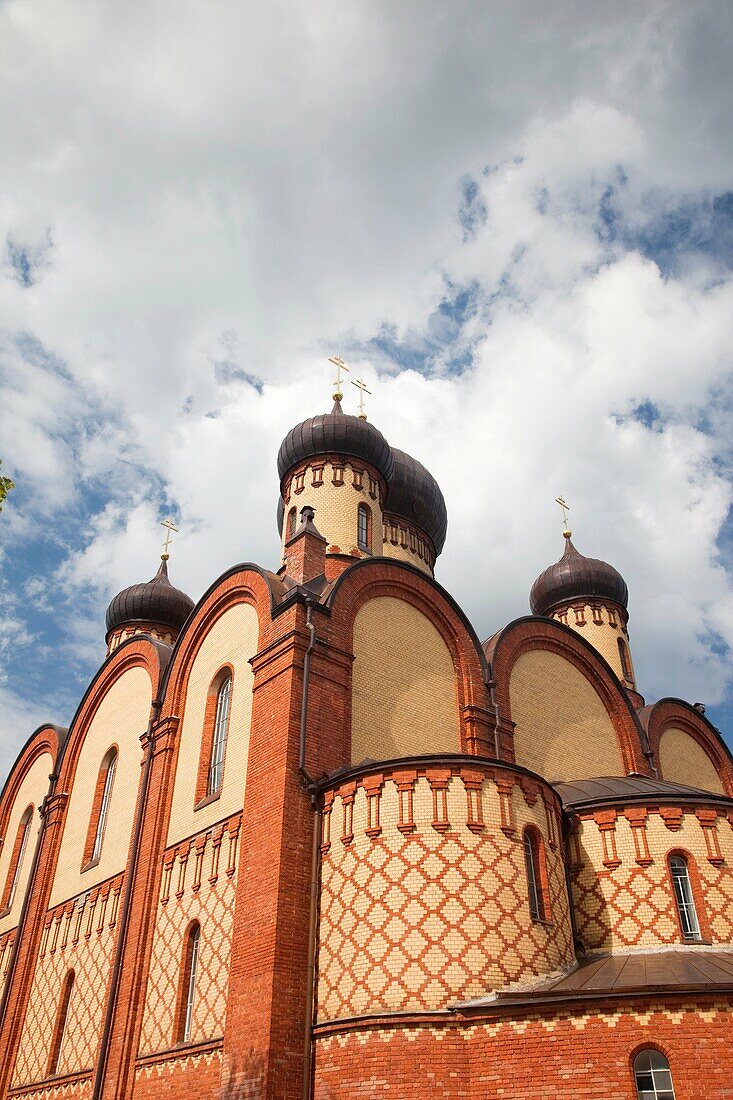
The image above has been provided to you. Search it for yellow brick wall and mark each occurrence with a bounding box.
[50,666,153,907]
[166,603,258,847]
[380,521,433,575]
[510,650,624,781]
[0,753,53,937]
[552,603,635,687]
[282,461,384,560]
[658,727,725,793]
[351,596,459,763]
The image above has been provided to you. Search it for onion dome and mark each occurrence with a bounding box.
[385,448,448,555]
[105,559,194,639]
[530,535,628,616]
[277,398,394,487]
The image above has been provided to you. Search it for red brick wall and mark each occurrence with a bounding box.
[314,1000,733,1098]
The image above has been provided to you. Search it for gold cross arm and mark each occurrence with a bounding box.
[555,496,572,537]
[351,377,372,420]
[160,518,179,560]
[328,355,350,400]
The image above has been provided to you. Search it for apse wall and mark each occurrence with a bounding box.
[658,728,725,794]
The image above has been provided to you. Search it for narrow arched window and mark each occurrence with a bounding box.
[83,749,118,869]
[358,503,371,551]
[618,637,633,681]
[524,830,541,920]
[669,855,700,940]
[1,805,33,914]
[633,1049,676,1099]
[208,676,232,796]
[176,922,201,1044]
[48,970,74,1076]
[286,506,297,541]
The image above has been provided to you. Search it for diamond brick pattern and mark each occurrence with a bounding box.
[139,815,240,1054]
[317,771,573,1020]
[12,876,123,1088]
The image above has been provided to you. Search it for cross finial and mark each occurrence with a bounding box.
[328,355,349,401]
[351,376,371,421]
[160,517,179,561]
[555,496,572,538]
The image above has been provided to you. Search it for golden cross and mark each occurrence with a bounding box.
[351,377,371,421]
[555,496,572,538]
[160,518,179,561]
[328,355,349,401]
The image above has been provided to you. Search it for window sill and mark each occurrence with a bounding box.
[195,790,222,812]
[80,856,100,874]
[682,936,711,945]
[0,906,10,920]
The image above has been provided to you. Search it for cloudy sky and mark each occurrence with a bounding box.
[1,1,733,778]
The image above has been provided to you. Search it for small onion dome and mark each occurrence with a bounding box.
[530,535,628,616]
[277,398,394,487]
[105,559,194,639]
[385,448,448,556]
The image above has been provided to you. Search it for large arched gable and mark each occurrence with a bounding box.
[641,699,733,796]
[0,724,64,839]
[488,617,647,781]
[325,558,493,758]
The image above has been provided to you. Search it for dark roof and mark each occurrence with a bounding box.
[385,448,448,555]
[530,535,628,616]
[277,399,394,486]
[106,559,195,638]
[457,950,733,1010]
[554,774,733,810]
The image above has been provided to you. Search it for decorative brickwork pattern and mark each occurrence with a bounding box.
[139,814,241,1054]
[571,807,733,951]
[281,458,385,561]
[551,601,635,688]
[317,766,572,1020]
[12,874,123,1088]
[381,516,434,574]
[134,1040,223,1100]
[8,1074,92,1099]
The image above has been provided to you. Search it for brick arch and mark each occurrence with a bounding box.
[325,559,492,756]
[0,724,64,843]
[665,846,712,942]
[161,567,274,715]
[488,617,647,775]
[640,699,733,796]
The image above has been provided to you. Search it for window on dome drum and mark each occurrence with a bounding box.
[1,804,33,914]
[208,675,232,796]
[286,506,297,540]
[618,637,633,681]
[669,855,701,940]
[633,1049,676,1099]
[523,828,548,922]
[82,749,117,869]
[177,922,201,1044]
[358,503,371,551]
[48,970,74,1077]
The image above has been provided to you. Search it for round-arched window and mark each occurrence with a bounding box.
[633,1049,675,1099]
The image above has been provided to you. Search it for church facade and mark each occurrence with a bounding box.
[0,394,732,1099]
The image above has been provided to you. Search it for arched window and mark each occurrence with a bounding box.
[83,749,117,869]
[176,922,201,1044]
[357,503,371,551]
[633,1048,676,1099]
[618,637,633,681]
[669,855,701,940]
[286,506,297,541]
[523,827,550,922]
[208,676,232,796]
[1,804,33,914]
[48,970,74,1077]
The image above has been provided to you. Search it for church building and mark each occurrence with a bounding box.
[0,380,732,1099]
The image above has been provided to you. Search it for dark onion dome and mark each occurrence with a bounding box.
[105,559,195,638]
[530,535,628,616]
[385,447,448,556]
[277,398,394,487]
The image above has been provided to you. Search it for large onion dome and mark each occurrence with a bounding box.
[105,559,194,639]
[277,398,394,487]
[385,448,448,555]
[530,535,628,616]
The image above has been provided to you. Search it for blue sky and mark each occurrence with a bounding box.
[1,1,733,778]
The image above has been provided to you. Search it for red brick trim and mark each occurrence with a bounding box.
[641,699,733,796]
[0,804,33,914]
[173,919,201,1045]
[47,968,75,1077]
[80,745,118,870]
[523,823,552,922]
[194,666,235,806]
[665,848,712,943]
[0,725,61,851]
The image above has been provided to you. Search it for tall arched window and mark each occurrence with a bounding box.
[523,827,550,922]
[83,749,117,869]
[1,805,33,914]
[286,506,297,541]
[208,676,232,796]
[48,970,74,1077]
[358,503,371,551]
[176,922,201,1044]
[618,637,633,681]
[633,1048,676,1099]
[669,855,701,940]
